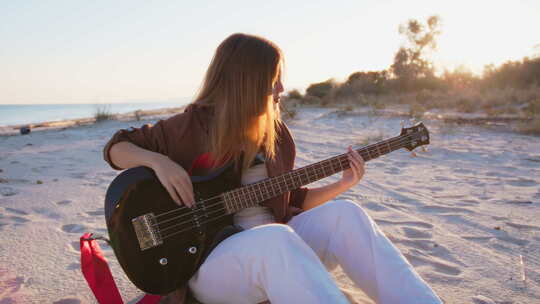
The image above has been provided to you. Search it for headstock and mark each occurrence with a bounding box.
[399,122,430,151]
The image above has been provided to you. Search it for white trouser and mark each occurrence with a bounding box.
[188,199,442,304]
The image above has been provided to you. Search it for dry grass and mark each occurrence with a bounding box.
[94,104,113,122]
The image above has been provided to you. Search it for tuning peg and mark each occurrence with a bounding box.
[410,151,417,157]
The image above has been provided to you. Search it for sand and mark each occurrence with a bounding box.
[0,106,539,303]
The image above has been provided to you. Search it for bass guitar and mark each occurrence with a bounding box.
[104,122,430,295]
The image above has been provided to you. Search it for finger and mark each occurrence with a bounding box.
[349,154,365,178]
[179,171,196,204]
[348,155,359,179]
[349,151,365,172]
[164,182,183,206]
[173,179,194,207]
[176,181,195,207]
[349,149,365,164]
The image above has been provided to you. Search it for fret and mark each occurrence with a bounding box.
[371,147,379,158]
[321,162,328,177]
[244,186,253,208]
[256,183,264,202]
[270,179,278,198]
[338,156,345,171]
[299,168,308,185]
[275,176,283,193]
[335,157,343,172]
[288,172,297,189]
[310,165,319,180]
[238,188,245,209]
[231,190,240,211]
[365,148,372,161]
[259,181,268,201]
[385,140,392,153]
[281,175,288,192]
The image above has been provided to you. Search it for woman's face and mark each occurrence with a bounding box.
[272,75,284,104]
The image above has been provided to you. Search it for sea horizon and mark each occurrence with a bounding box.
[0,101,190,127]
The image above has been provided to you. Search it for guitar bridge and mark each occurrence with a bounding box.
[132,213,163,251]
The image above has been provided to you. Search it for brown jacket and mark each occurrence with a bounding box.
[103,103,308,303]
[103,103,308,222]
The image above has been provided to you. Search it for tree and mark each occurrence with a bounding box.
[390,15,441,91]
[306,79,335,98]
[345,71,388,95]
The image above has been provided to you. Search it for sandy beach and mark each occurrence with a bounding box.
[1,106,539,303]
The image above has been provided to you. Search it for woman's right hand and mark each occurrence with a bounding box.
[151,154,195,207]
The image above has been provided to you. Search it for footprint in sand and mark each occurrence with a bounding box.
[69,172,87,179]
[461,236,493,243]
[375,219,434,229]
[362,201,388,212]
[402,227,432,239]
[403,251,462,276]
[86,210,105,216]
[1,208,30,226]
[61,224,88,234]
[56,200,72,206]
[4,208,29,216]
[53,298,82,304]
[380,202,411,212]
[66,263,80,270]
[433,175,451,182]
[32,207,62,220]
[455,199,480,207]
[507,178,538,187]
[70,241,80,253]
[420,205,474,214]
[505,221,540,231]
[384,167,401,175]
[0,186,19,196]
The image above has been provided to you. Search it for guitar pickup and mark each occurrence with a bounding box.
[132,213,163,251]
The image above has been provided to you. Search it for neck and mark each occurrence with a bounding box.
[221,133,410,214]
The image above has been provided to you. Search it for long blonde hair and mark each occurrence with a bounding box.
[194,33,283,172]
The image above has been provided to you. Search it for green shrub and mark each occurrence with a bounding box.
[306,79,335,98]
[287,89,303,100]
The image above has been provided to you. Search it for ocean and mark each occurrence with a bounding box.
[0,102,188,127]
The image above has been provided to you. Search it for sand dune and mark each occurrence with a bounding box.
[1,107,539,303]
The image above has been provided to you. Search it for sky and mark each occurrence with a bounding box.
[1,0,539,104]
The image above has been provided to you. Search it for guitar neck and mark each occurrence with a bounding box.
[222,133,410,214]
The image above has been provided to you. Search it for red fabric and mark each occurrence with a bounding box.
[80,233,161,304]
[188,152,214,175]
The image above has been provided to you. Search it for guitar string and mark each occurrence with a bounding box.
[152,133,423,230]
[159,147,424,239]
[151,132,413,220]
[155,135,425,236]
[157,157,352,235]
[152,132,421,224]
[155,136,409,224]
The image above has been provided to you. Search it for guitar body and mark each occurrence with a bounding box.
[104,164,241,295]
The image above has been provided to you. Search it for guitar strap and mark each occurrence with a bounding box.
[80,232,161,304]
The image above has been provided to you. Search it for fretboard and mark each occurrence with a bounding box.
[222,134,409,213]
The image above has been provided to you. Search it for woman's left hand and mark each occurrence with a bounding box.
[340,146,365,189]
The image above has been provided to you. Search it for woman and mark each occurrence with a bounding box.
[103,33,442,304]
